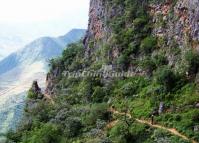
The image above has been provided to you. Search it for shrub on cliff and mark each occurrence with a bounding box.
[22,123,62,143]
[109,122,129,143]
[27,89,38,99]
[185,50,199,75]
[139,57,156,75]
[140,36,157,54]
[83,103,109,126]
[117,54,129,69]
[119,82,138,97]
[153,54,168,67]
[114,77,149,98]
[49,42,84,72]
[133,17,148,29]
[64,118,82,138]
[154,66,177,92]
[92,86,106,103]
[62,43,83,64]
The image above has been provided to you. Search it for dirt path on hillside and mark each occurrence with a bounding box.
[44,94,55,105]
[109,108,198,143]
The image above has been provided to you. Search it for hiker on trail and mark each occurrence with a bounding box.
[108,98,112,107]
[151,114,155,125]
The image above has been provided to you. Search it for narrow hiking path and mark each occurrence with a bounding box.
[44,94,55,105]
[106,120,119,129]
[109,108,198,143]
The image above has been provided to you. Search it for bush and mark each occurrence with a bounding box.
[29,101,53,122]
[128,42,139,54]
[7,130,23,143]
[22,123,62,143]
[78,78,93,102]
[78,77,101,102]
[139,57,156,74]
[49,58,62,72]
[152,129,172,143]
[109,122,129,143]
[110,17,125,34]
[61,42,84,70]
[117,54,129,69]
[27,89,38,99]
[83,103,109,126]
[114,77,149,98]
[133,17,148,29]
[92,86,106,103]
[154,67,177,92]
[125,4,137,20]
[174,114,182,121]
[118,82,137,97]
[129,123,148,142]
[64,118,82,137]
[48,41,84,74]
[153,54,168,67]
[185,50,199,75]
[140,36,157,54]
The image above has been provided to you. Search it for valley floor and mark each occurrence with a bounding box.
[0,72,46,135]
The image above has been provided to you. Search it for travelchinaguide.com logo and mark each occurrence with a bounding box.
[62,65,145,78]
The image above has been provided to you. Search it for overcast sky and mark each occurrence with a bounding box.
[0,0,89,43]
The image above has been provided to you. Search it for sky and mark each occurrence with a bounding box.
[0,0,90,54]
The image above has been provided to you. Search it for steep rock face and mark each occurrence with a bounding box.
[175,0,199,42]
[31,81,42,95]
[84,0,199,62]
[83,0,123,60]
[83,0,106,58]
[151,0,199,49]
[45,67,62,96]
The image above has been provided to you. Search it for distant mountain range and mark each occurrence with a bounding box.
[0,29,86,75]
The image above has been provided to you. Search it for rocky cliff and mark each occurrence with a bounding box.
[151,0,199,49]
[46,0,199,98]
[84,0,199,70]
[83,0,121,60]
[84,0,199,49]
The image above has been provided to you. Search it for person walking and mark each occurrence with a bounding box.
[151,114,154,125]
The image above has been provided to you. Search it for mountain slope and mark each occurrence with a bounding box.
[0,54,4,61]
[58,29,87,45]
[0,36,27,61]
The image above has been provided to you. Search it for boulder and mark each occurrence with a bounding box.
[195,103,199,108]
[31,80,41,94]
[158,102,165,114]
[194,125,199,132]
